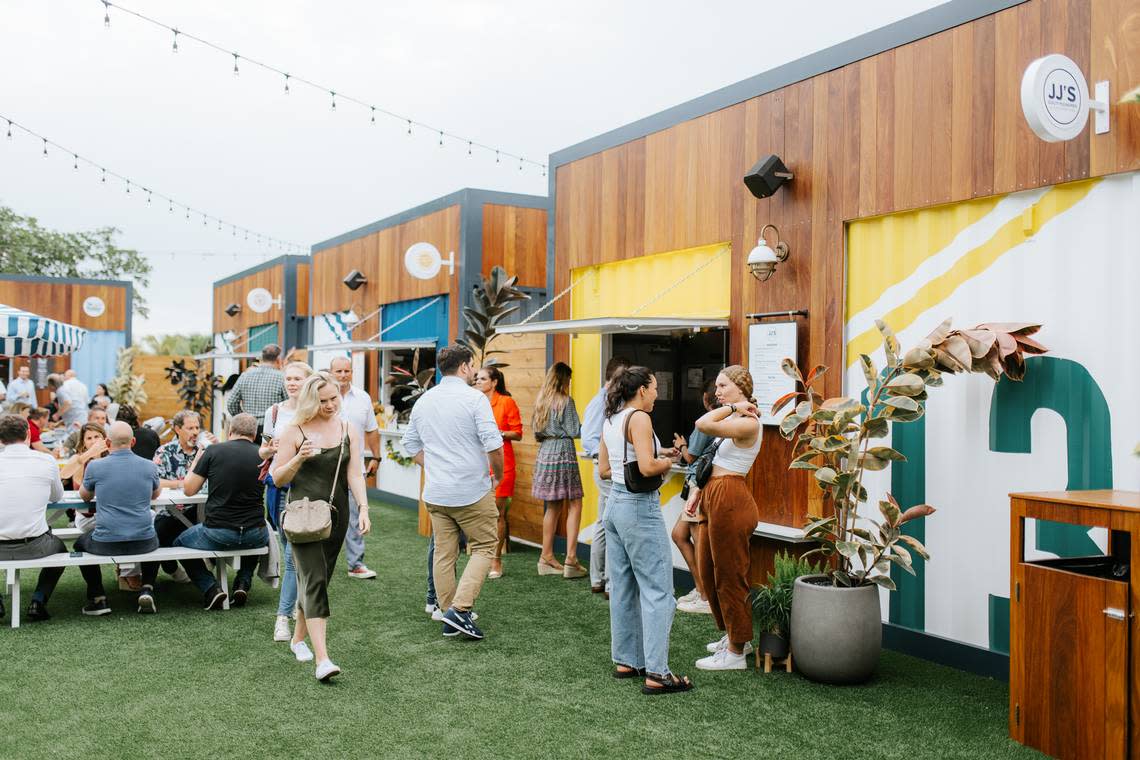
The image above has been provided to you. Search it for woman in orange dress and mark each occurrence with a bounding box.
[474,366,522,579]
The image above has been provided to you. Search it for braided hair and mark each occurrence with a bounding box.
[719,364,756,405]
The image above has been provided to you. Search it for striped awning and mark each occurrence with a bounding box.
[0,303,88,356]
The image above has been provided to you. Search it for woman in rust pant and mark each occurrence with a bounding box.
[684,365,762,670]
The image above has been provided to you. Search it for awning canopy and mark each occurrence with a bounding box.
[192,351,260,361]
[495,317,728,336]
[304,339,437,352]
[0,303,87,356]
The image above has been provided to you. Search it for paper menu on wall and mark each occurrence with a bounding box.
[748,321,798,426]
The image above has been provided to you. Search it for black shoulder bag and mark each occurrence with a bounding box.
[691,437,725,489]
[622,410,664,493]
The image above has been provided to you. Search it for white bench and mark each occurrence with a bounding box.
[1,545,269,628]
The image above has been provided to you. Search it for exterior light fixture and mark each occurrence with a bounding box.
[747,224,790,281]
[224,303,242,317]
[343,269,368,290]
[743,154,794,199]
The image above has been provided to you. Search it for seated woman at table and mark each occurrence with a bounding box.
[0,413,69,622]
[76,421,162,616]
[60,423,110,532]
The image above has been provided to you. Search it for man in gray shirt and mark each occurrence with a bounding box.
[402,344,503,640]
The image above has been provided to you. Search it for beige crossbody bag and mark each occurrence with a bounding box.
[282,423,345,544]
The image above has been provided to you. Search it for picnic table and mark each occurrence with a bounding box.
[48,489,208,511]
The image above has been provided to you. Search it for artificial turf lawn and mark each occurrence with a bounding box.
[0,502,1039,760]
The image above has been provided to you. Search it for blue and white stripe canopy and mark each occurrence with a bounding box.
[0,303,87,356]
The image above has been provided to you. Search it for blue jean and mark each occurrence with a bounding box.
[590,465,612,587]
[604,481,676,679]
[276,534,297,616]
[174,524,269,594]
[344,491,365,570]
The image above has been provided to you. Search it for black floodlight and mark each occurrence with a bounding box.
[343,269,368,290]
[224,303,242,317]
[743,154,794,199]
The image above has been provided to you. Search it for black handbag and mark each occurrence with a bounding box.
[622,410,664,494]
[692,437,724,489]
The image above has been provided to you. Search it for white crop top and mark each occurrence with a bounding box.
[711,418,762,474]
[602,407,661,487]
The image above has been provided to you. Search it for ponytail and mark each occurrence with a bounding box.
[605,366,654,418]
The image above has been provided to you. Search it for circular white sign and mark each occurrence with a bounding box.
[404,242,443,280]
[247,287,274,313]
[82,296,106,318]
[1021,54,1090,142]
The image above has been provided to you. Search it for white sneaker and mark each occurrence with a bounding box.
[273,615,291,642]
[169,567,192,584]
[696,647,748,671]
[704,635,754,655]
[347,565,376,580]
[677,597,712,614]
[315,659,341,682]
[676,588,701,605]
[425,603,439,616]
[291,640,314,662]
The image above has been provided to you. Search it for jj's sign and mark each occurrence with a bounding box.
[1021,54,1109,142]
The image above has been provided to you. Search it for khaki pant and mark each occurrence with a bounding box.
[427,492,498,612]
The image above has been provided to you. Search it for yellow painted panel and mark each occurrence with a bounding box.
[570,333,602,524]
[845,179,1100,365]
[846,194,1003,320]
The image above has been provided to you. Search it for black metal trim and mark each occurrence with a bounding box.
[746,309,809,320]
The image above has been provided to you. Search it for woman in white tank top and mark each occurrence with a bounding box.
[687,365,762,672]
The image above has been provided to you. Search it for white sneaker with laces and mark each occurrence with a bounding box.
[347,565,376,579]
[676,588,700,605]
[273,615,291,642]
[677,597,712,614]
[291,640,314,662]
[425,603,439,616]
[704,635,754,655]
[696,647,748,670]
[315,659,341,682]
[169,567,192,584]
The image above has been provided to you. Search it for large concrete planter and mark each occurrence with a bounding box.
[790,575,881,684]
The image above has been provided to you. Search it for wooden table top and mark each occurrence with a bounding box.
[1010,490,1140,511]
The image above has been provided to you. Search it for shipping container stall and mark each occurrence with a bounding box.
[507,0,1140,684]
[0,274,133,403]
[210,255,311,434]
[306,189,549,532]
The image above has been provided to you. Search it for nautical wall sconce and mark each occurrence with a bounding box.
[224,303,242,317]
[343,269,368,290]
[743,154,794,199]
[747,224,790,282]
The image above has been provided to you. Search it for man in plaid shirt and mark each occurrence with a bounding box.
[226,344,287,436]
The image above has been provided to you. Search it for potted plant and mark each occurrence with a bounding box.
[750,550,822,661]
[773,319,1047,684]
[384,348,435,425]
[457,265,530,368]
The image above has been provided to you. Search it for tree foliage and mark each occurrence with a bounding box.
[0,205,152,317]
[140,333,213,356]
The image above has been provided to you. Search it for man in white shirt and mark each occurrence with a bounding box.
[6,365,37,409]
[50,370,89,432]
[401,345,503,640]
[328,356,380,580]
[0,377,6,404]
[0,414,68,622]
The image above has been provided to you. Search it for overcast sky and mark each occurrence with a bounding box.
[0,0,945,337]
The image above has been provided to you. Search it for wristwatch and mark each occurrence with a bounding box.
[725,402,736,413]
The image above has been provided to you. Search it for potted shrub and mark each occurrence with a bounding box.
[750,550,822,661]
[773,319,1047,684]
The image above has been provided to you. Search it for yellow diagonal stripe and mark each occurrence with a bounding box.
[846,178,1100,366]
[847,194,1003,319]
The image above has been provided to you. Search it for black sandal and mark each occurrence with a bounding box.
[641,673,694,695]
[613,665,646,679]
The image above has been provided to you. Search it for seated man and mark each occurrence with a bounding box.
[76,421,162,616]
[115,404,160,461]
[175,413,269,610]
[150,410,215,582]
[27,407,53,455]
[0,414,68,622]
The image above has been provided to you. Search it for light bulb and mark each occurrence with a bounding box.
[172,30,178,52]
[371,107,376,125]
[330,91,336,111]
[5,121,11,140]
[495,150,500,164]
[101,168,106,183]
[284,74,290,94]
[439,131,443,147]
[73,154,78,170]
[42,138,47,157]
[103,1,110,27]
[233,53,240,76]
[407,120,412,135]
[467,141,472,156]
[125,180,130,194]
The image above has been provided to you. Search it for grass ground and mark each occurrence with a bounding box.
[0,502,1038,760]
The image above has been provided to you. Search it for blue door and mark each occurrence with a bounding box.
[69,330,126,392]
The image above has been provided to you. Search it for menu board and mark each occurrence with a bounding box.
[747,321,798,426]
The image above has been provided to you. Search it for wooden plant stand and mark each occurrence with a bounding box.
[757,650,793,673]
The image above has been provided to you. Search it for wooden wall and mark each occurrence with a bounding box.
[482,204,548,289]
[551,0,1140,531]
[0,278,130,333]
[134,353,207,430]
[213,264,287,342]
[496,332,549,544]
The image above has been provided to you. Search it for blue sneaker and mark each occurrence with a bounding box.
[441,607,483,640]
[442,622,460,638]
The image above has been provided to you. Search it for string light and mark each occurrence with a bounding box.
[94,1,548,173]
[1,112,306,253]
[103,1,110,27]
[439,130,443,147]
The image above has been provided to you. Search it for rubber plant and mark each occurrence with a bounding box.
[164,358,222,420]
[457,265,530,369]
[385,348,435,424]
[773,319,1048,589]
